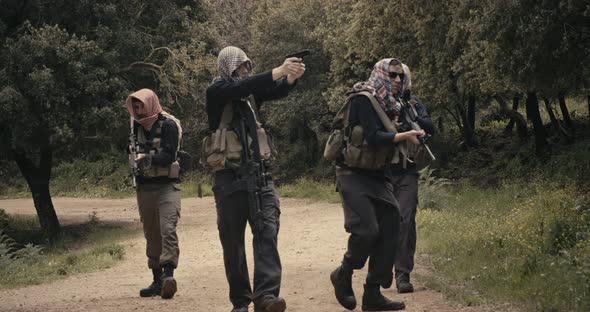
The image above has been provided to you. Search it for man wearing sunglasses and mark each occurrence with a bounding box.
[329,58,423,311]
[391,64,435,294]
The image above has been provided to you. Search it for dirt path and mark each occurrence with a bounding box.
[0,197,497,312]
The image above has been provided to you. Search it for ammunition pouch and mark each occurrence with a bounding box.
[343,125,394,170]
[142,160,181,179]
[135,114,183,179]
[323,128,344,161]
[201,128,275,172]
[323,90,397,169]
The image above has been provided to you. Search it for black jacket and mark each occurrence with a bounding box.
[411,96,435,136]
[205,71,292,131]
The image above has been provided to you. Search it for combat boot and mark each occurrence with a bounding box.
[330,266,356,310]
[361,283,405,311]
[139,268,162,297]
[254,295,286,312]
[160,264,177,299]
[395,272,414,293]
[396,279,414,294]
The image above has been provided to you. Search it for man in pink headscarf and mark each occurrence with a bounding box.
[125,88,182,300]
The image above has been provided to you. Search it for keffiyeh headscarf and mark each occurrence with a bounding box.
[217,46,253,82]
[125,89,183,144]
[352,58,402,117]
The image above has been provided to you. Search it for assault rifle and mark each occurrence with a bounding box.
[399,94,436,161]
[227,100,269,250]
[129,117,138,188]
[286,49,311,60]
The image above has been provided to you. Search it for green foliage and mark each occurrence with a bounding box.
[418,182,590,311]
[92,244,125,261]
[418,167,451,210]
[12,244,44,263]
[0,210,43,262]
[0,209,8,229]
[439,120,590,190]
[0,229,19,259]
[87,212,100,229]
[0,217,137,289]
[278,177,340,203]
[248,0,333,179]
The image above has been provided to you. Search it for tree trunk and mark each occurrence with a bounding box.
[12,146,61,242]
[455,100,478,147]
[588,95,590,126]
[467,95,476,134]
[437,116,444,134]
[543,97,570,140]
[494,95,527,140]
[525,92,548,155]
[557,92,573,130]
[505,96,519,133]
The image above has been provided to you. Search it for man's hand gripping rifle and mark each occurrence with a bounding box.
[399,96,436,161]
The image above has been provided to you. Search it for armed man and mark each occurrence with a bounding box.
[125,88,182,300]
[390,64,435,294]
[204,46,305,312]
[327,58,423,311]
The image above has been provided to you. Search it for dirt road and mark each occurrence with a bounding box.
[0,196,497,312]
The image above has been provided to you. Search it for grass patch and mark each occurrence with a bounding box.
[179,172,213,199]
[0,158,214,199]
[0,212,140,289]
[278,177,340,203]
[417,180,590,311]
[416,271,485,307]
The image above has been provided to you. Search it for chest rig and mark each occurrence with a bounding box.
[137,115,180,178]
[324,91,398,170]
[202,95,274,172]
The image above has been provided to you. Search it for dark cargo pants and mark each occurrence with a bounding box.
[213,169,282,308]
[136,182,181,269]
[337,172,400,288]
[390,173,418,283]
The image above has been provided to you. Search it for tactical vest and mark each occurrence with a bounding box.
[202,96,274,172]
[137,115,181,178]
[323,91,397,170]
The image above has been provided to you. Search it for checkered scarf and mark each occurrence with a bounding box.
[217,46,253,82]
[352,58,401,117]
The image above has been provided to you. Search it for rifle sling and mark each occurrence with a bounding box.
[355,91,397,133]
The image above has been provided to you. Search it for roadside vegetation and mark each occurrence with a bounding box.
[0,210,138,288]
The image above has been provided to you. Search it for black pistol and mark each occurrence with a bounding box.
[286,49,311,60]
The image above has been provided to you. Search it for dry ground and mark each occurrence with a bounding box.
[0,196,504,312]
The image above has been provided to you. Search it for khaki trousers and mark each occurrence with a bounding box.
[137,182,181,269]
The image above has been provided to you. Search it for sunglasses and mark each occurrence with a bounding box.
[388,72,405,80]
